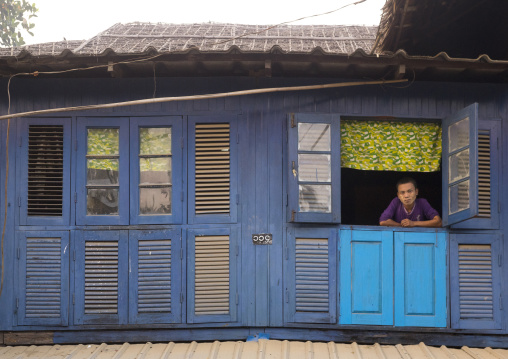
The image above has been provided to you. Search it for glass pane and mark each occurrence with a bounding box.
[298,123,330,151]
[140,127,172,155]
[87,159,119,185]
[140,187,172,215]
[449,180,470,215]
[448,117,469,152]
[140,158,172,184]
[87,128,119,155]
[87,188,119,215]
[449,149,469,183]
[298,154,331,182]
[299,184,331,213]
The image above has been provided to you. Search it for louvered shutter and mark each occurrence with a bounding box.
[188,116,238,224]
[129,230,182,324]
[450,234,502,329]
[74,231,128,325]
[17,231,69,326]
[285,227,337,324]
[18,119,71,226]
[451,119,500,230]
[187,228,238,323]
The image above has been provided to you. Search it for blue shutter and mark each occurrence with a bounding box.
[187,227,239,323]
[129,117,184,225]
[287,113,340,223]
[76,118,130,225]
[450,233,502,329]
[340,229,393,325]
[394,232,447,327]
[17,118,71,226]
[17,231,69,326]
[451,119,501,229]
[285,227,337,324]
[188,116,238,224]
[128,230,182,324]
[442,103,479,226]
[74,230,128,325]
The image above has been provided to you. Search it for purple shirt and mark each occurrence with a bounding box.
[379,198,440,223]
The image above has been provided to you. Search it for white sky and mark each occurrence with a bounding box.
[23,0,385,45]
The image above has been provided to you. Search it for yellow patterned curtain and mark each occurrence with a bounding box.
[341,120,442,172]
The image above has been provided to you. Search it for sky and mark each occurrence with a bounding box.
[22,0,386,45]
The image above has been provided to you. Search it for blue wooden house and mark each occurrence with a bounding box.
[1,0,508,347]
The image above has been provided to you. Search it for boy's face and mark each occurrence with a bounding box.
[397,182,418,208]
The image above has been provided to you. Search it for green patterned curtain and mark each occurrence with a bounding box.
[341,120,442,172]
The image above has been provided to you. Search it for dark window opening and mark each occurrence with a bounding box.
[341,168,442,226]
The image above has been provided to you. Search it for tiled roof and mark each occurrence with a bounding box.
[0,22,378,57]
[0,340,506,358]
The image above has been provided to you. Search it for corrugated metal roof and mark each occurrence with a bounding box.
[0,340,507,359]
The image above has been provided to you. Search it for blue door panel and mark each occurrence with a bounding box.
[340,229,393,325]
[394,232,447,327]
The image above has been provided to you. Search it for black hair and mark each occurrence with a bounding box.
[396,177,418,191]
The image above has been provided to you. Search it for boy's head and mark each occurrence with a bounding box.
[396,177,419,208]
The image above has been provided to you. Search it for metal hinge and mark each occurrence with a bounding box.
[74,193,77,203]
[18,137,22,147]
[236,194,239,205]
[290,113,296,128]
[18,197,21,207]
[180,293,184,303]
[180,247,183,260]
[285,290,289,303]
[500,294,503,310]
[73,250,76,261]
[73,293,75,305]
[181,191,184,202]
[237,132,239,144]
[236,245,239,256]
[236,293,239,305]
[16,298,19,308]
[17,247,20,259]
[285,193,288,207]
[499,201,502,213]
[498,254,502,267]
[285,246,289,260]
[75,140,78,151]
[290,210,295,222]
[181,137,184,149]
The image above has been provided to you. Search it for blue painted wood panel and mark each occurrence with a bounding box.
[340,229,393,325]
[394,232,447,327]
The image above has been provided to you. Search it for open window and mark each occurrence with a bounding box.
[288,103,489,227]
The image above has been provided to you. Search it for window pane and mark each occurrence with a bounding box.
[87,128,119,155]
[140,127,171,155]
[449,180,469,214]
[140,187,172,215]
[87,160,119,185]
[298,123,330,151]
[87,188,119,215]
[299,184,331,213]
[298,154,331,182]
[448,117,469,152]
[449,149,469,183]
[140,158,171,184]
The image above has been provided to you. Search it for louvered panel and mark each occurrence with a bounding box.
[295,238,329,312]
[85,241,118,314]
[195,124,230,214]
[27,125,64,216]
[138,240,171,313]
[25,237,61,318]
[195,235,230,315]
[458,244,493,319]
[478,132,491,217]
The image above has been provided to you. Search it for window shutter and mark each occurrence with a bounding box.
[27,125,64,216]
[195,124,230,215]
[450,234,502,329]
[188,116,238,224]
[74,231,128,325]
[129,229,182,324]
[187,228,238,324]
[84,241,119,315]
[17,231,69,326]
[285,227,337,324]
[477,131,491,218]
[18,118,71,226]
[195,235,230,315]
